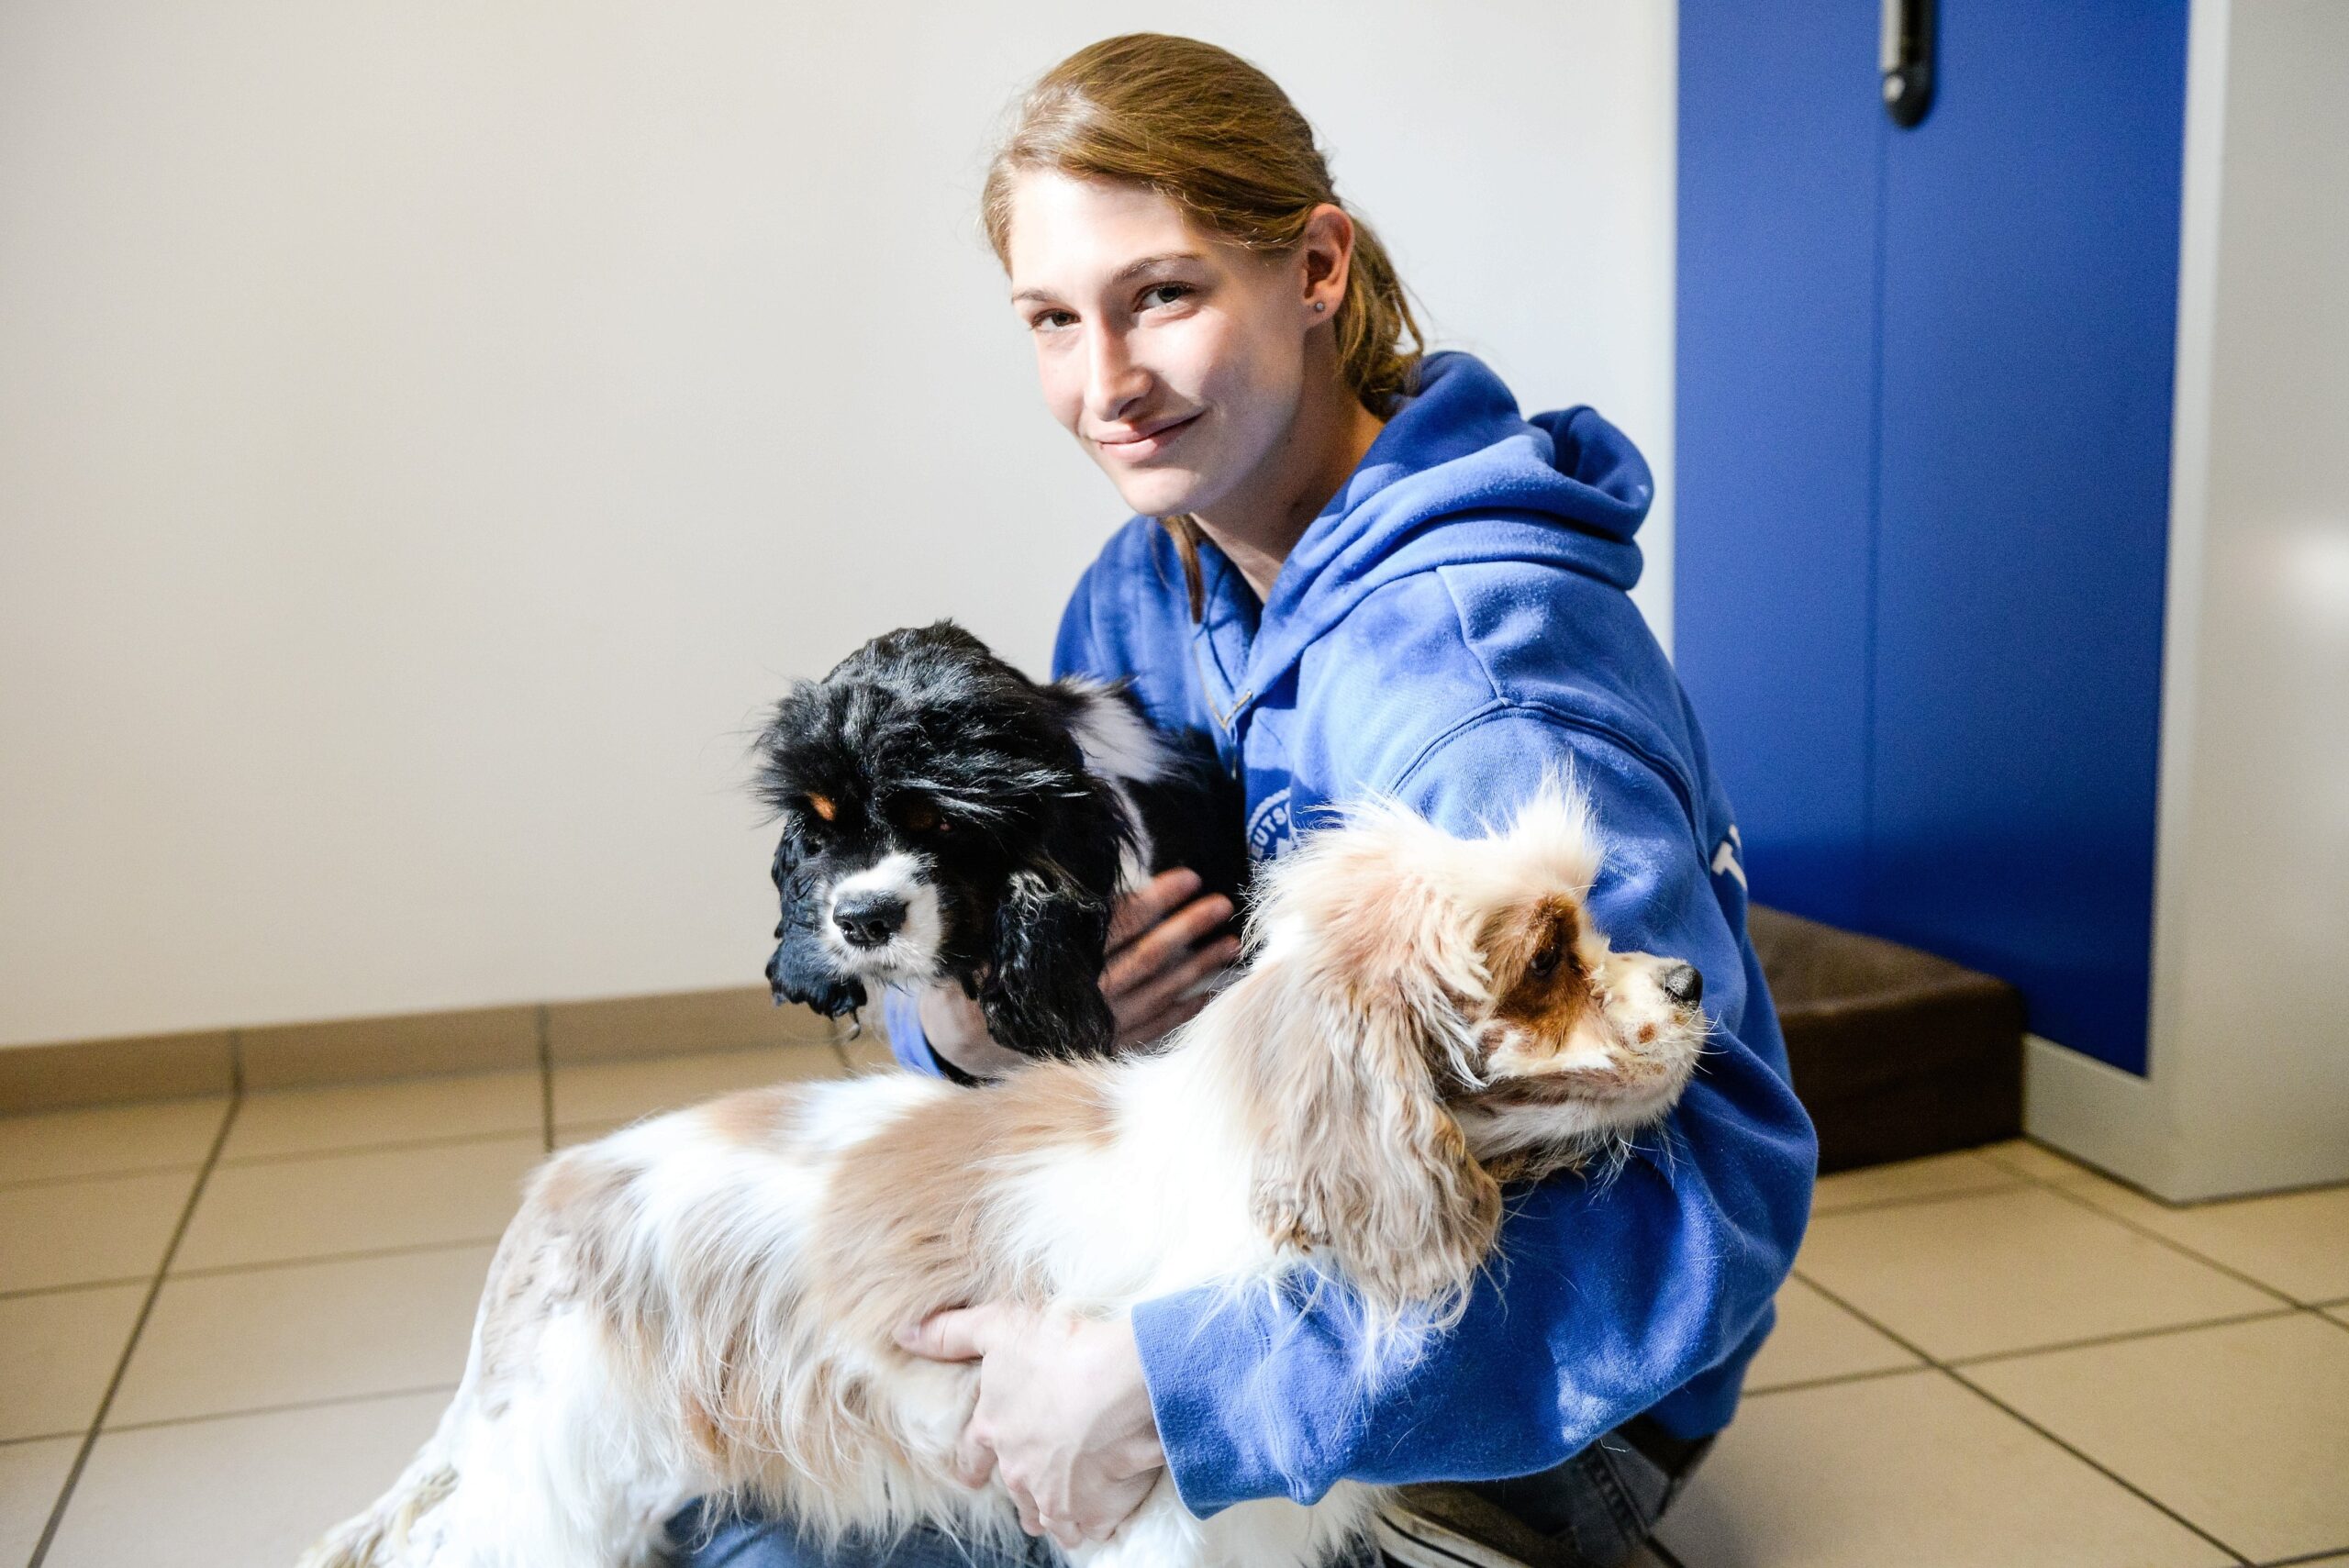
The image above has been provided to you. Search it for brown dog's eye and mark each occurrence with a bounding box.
[1530,940,1563,979]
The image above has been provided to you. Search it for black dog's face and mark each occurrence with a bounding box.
[755,624,1131,1059]
[763,780,964,1018]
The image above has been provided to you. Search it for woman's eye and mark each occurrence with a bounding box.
[1030,309,1076,332]
[1140,283,1193,310]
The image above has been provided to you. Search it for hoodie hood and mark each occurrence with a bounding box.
[1197,350,1655,718]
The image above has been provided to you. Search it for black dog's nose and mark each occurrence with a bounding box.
[833,890,907,950]
[1660,962,1703,1006]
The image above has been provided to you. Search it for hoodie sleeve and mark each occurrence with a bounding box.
[1130,706,1815,1514]
[879,988,947,1076]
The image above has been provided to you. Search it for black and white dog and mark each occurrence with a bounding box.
[756,622,1246,1060]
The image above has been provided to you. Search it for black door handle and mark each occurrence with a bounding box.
[1882,0,1937,127]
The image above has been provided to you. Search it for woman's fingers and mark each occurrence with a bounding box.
[954,1425,996,1489]
[895,1305,994,1362]
[1114,988,1215,1052]
[1110,936,1241,1046]
[1105,868,1202,953]
[1100,894,1234,999]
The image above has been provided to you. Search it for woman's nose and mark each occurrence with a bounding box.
[1085,330,1152,423]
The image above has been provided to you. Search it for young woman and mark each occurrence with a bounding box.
[676,33,1814,1568]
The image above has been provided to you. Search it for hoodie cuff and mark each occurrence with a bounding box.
[878,989,948,1078]
[1134,1285,1333,1517]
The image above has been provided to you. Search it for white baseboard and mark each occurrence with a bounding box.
[2027,1032,2349,1201]
[2023,1034,2176,1195]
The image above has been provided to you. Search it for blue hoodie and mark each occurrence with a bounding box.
[883,350,1816,1515]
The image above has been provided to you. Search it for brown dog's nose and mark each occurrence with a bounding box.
[1661,962,1703,1006]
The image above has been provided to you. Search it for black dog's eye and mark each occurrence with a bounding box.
[1530,940,1564,979]
[896,799,948,835]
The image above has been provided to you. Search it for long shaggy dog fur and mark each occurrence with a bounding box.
[300,789,1709,1568]
[757,622,1245,1060]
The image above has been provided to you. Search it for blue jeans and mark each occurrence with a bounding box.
[664,1422,1693,1568]
[663,1508,1062,1568]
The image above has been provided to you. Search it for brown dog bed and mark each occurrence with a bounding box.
[1748,906,2025,1173]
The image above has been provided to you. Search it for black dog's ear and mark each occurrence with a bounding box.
[975,782,1130,1058]
[977,871,1117,1058]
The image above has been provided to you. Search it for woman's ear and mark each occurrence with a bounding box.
[1234,958,1499,1326]
[1298,202,1355,317]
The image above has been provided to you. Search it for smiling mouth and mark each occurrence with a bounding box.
[1092,411,1201,460]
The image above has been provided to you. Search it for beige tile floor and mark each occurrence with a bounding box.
[3,1044,2344,1568]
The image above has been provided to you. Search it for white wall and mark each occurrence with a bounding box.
[2027,0,2349,1198]
[0,3,1676,1047]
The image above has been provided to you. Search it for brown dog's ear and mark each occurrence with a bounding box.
[1230,962,1501,1329]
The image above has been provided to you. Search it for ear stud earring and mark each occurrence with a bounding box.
[1313,301,1327,312]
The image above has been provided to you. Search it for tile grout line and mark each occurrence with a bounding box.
[1785,1259,2288,1370]
[3,1236,509,1307]
[1941,1366,2258,1568]
[1972,1142,2090,1184]
[2024,1176,2307,1308]
[1789,1271,2254,1565]
[217,1125,545,1171]
[1809,1177,2025,1219]
[1988,1142,2332,1308]
[0,1430,83,1451]
[1942,1305,2303,1370]
[1742,1362,1932,1401]
[168,1234,507,1283]
[0,1274,156,1305]
[0,1161,209,1197]
[3,1118,537,1193]
[28,1090,243,1568]
[97,1381,463,1440]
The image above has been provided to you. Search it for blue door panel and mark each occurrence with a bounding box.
[1675,0,1883,929]
[1870,0,2185,1070]
[1675,1,2188,1073]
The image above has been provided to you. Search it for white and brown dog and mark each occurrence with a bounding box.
[300,788,1709,1568]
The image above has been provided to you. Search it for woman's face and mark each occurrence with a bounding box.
[1005,170,1320,521]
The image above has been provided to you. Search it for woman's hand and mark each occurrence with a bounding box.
[917,868,1240,1075]
[1102,868,1241,1050]
[896,1304,1165,1548]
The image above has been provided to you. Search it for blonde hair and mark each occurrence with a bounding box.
[982,33,1426,616]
